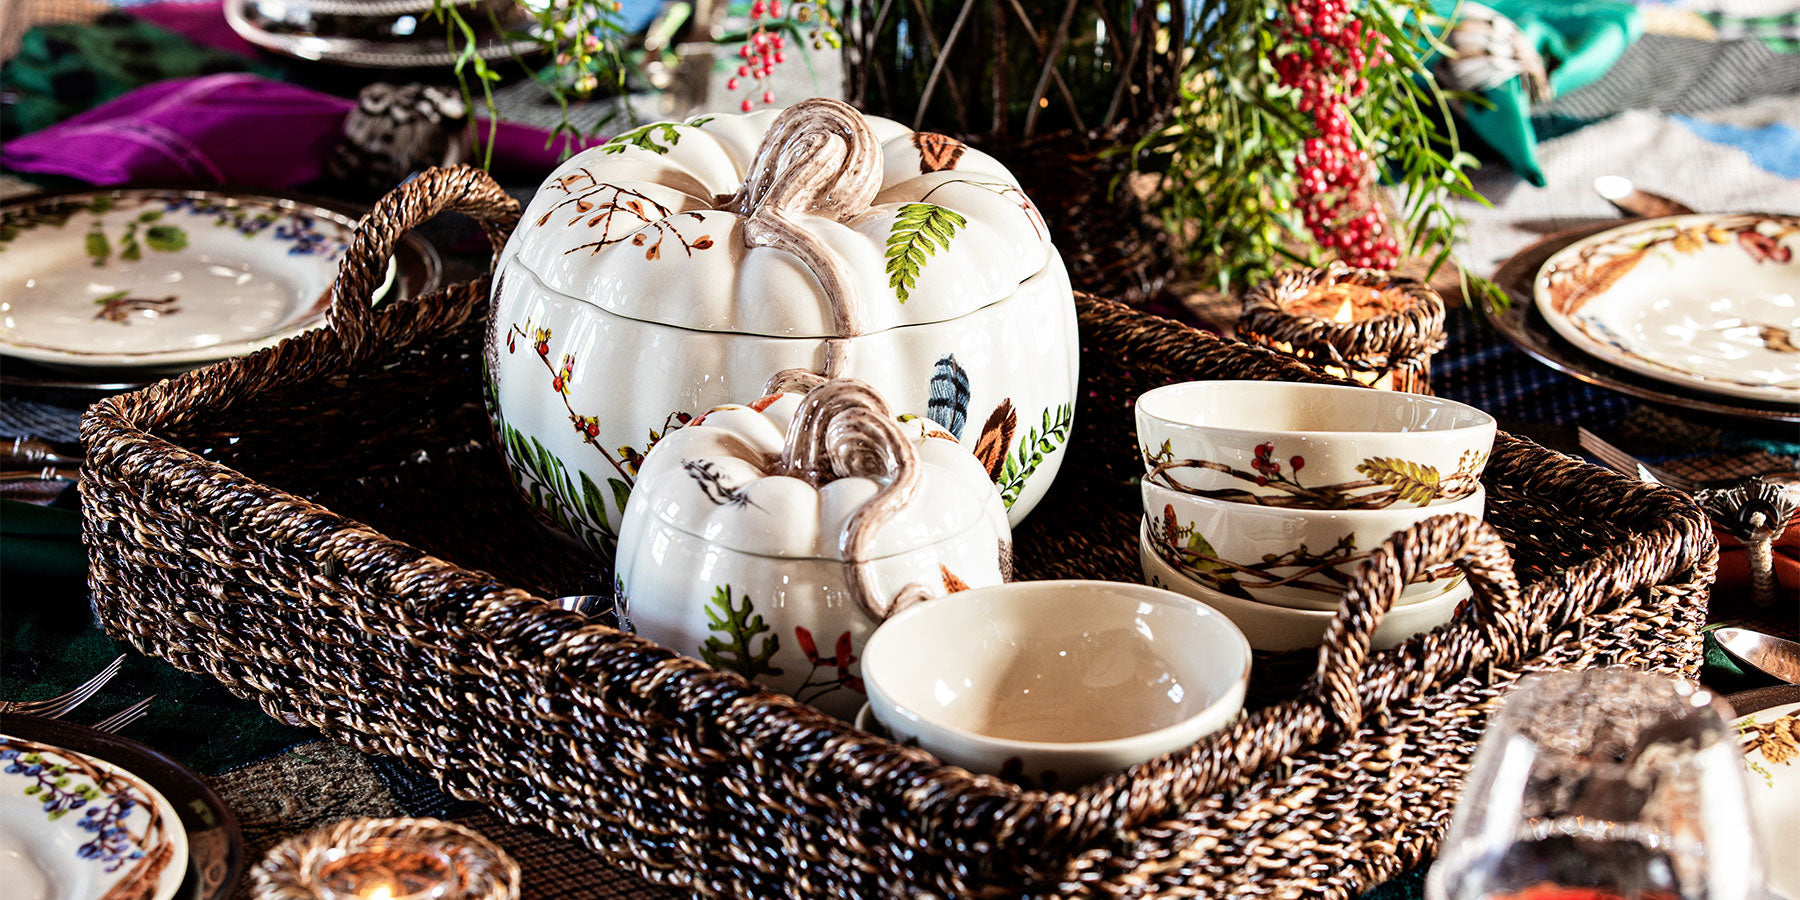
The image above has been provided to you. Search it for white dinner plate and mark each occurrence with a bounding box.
[0,188,391,373]
[1733,695,1800,900]
[1533,213,1800,406]
[0,731,189,900]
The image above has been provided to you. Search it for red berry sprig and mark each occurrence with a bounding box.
[726,0,843,111]
[1271,0,1401,269]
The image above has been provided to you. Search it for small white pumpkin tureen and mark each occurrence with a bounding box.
[614,379,1012,719]
[488,98,1077,558]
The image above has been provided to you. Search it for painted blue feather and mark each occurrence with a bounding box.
[926,354,970,439]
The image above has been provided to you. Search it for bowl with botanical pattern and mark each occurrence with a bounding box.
[1142,477,1484,607]
[1135,381,1495,510]
[1137,519,1471,652]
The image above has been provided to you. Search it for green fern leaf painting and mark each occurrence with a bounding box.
[996,403,1073,507]
[884,203,967,303]
[700,585,782,680]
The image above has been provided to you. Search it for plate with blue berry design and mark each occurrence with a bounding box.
[0,187,393,373]
[0,730,188,900]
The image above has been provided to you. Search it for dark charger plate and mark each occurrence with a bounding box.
[0,712,244,900]
[1484,222,1800,427]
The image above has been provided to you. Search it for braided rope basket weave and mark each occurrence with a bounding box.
[80,168,1717,898]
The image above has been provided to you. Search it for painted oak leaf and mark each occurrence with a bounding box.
[1356,457,1443,506]
[700,585,782,680]
[884,203,966,303]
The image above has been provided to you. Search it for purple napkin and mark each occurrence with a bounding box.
[1,74,354,188]
[2,72,608,189]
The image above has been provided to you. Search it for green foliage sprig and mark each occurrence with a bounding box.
[429,0,630,167]
[1133,0,1491,296]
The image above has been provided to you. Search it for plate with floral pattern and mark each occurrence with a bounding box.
[0,188,392,373]
[1729,685,1800,900]
[0,731,189,900]
[1534,213,1800,406]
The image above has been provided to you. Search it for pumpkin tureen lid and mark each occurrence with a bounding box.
[627,387,1008,561]
[501,99,1056,339]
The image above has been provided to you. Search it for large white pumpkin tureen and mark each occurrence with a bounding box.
[487,98,1078,557]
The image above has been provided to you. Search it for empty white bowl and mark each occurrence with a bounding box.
[861,580,1250,788]
[1136,381,1496,509]
[1142,477,1483,606]
[1138,519,1470,652]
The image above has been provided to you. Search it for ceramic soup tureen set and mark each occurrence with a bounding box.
[486,98,1079,557]
[487,99,1079,721]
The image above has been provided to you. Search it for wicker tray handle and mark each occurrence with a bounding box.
[1056,512,1523,844]
[326,165,521,355]
[1308,513,1524,734]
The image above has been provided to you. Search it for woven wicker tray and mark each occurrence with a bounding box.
[81,169,1717,898]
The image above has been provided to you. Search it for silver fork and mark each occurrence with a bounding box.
[0,656,127,719]
[90,696,155,734]
[1576,428,1703,491]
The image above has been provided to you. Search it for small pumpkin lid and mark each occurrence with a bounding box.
[500,99,1055,339]
[627,389,1006,561]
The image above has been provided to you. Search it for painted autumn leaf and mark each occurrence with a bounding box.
[1356,457,1444,506]
[1548,248,1648,316]
[884,203,966,303]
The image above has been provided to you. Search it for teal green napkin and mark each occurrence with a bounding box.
[1429,0,1642,186]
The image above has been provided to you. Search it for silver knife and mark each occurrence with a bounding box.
[1716,627,1800,685]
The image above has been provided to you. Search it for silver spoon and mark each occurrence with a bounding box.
[1593,175,1697,218]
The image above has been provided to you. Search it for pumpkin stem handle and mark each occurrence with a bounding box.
[732,99,883,349]
[775,379,933,621]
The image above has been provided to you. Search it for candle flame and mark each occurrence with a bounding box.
[1332,296,1356,323]
[369,889,393,900]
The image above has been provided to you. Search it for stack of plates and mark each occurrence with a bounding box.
[0,187,436,399]
[0,714,242,900]
[1488,213,1800,425]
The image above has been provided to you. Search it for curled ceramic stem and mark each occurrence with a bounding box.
[775,380,931,621]
[731,99,882,376]
[762,367,827,398]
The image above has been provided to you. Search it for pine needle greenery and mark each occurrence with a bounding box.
[1131,0,1491,295]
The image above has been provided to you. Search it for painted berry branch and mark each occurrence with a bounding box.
[508,323,635,486]
[1144,439,1483,509]
[541,169,716,260]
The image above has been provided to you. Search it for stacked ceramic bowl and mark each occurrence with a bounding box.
[1135,381,1498,652]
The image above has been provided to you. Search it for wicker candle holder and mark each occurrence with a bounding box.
[1238,263,1448,393]
[251,818,520,900]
